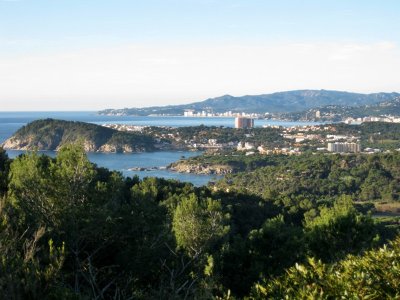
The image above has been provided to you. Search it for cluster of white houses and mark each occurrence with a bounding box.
[183,109,261,118]
[101,116,383,155]
[344,116,400,124]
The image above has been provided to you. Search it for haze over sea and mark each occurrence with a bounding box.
[0,111,317,186]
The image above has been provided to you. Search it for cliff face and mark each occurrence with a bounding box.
[2,119,155,153]
[97,143,147,153]
[2,137,30,150]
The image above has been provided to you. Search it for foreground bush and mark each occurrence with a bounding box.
[252,237,400,299]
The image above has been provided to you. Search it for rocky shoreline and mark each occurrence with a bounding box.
[2,137,150,153]
[128,166,167,171]
[167,162,233,175]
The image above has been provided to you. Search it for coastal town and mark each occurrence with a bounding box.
[182,108,400,123]
[102,115,400,156]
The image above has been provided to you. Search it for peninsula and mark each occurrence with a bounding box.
[2,119,155,153]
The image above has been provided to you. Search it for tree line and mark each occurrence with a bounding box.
[0,145,399,299]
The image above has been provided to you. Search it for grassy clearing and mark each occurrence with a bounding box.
[375,202,400,215]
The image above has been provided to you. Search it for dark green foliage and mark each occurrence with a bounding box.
[304,196,378,261]
[252,237,400,299]
[0,200,66,299]
[216,152,400,204]
[173,194,230,257]
[1,144,400,298]
[14,118,115,148]
[171,151,280,173]
[248,215,305,274]
[215,215,304,297]
[0,147,10,196]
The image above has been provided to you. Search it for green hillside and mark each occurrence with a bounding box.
[2,119,155,152]
[0,145,399,298]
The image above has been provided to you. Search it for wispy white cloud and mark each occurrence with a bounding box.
[377,41,397,50]
[328,41,397,61]
[0,41,399,110]
[328,44,371,61]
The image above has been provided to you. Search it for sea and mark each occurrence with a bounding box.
[0,111,317,186]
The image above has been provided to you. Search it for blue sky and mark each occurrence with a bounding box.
[1,0,400,110]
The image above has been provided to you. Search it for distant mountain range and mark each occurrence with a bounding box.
[98,90,400,116]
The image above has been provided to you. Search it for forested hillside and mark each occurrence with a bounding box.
[2,119,155,152]
[0,145,399,299]
[216,152,400,203]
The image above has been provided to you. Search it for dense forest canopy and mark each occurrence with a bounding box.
[216,152,400,203]
[0,144,399,299]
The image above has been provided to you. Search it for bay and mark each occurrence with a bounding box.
[6,149,218,187]
[0,111,321,186]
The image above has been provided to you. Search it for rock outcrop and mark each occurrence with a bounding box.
[168,162,233,175]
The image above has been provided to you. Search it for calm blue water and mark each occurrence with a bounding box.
[0,111,318,142]
[0,111,319,185]
[6,149,218,186]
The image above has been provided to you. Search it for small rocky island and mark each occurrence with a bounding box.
[167,160,234,175]
[2,119,156,153]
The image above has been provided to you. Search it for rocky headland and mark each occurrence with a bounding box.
[2,119,156,153]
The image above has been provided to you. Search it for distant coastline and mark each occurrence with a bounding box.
[98,90,400,121]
